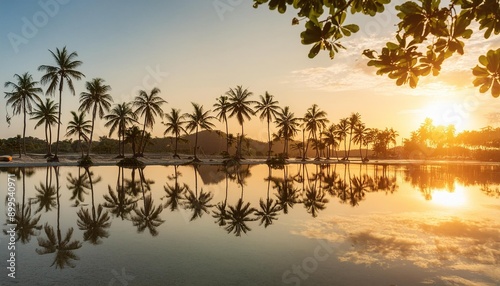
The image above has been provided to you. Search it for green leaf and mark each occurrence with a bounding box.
[308,43,321,58]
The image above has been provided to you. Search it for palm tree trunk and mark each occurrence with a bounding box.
[314,132,319,159]
[194,126,199,159]
[44,122,49,155]
[225,118,229,155]
[302,129,306,161]
[54,81,64,161]
[22,100,27,156]
[359,142,363,161]
[174,133,179,157]
[343,137,348,159]
[79,134,84,158]
[139,119,147,157]
[267,119,271,160]
[87,105,97,157]
[48,124,53,155]
[347,129,353,159]
[239,124,244,159]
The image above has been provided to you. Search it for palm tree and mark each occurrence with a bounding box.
[275,106,300,158]
[322,124,340,160]
[352,123,368,161]
[254,92,280,160]
[303,104,329,160]
[66,111,91,158]
[31,98,58,157]
[78,78,113,157]
[213,95,231,156]
[184,103,215,161]
[387,127,399,151]
[38,46,85,161]
[104,102,138,157]
[226,85,255,159]
[347,113,361,159]
[133,87,166,157]
[124,126,142,156]
[364,128,378,160]
[336,118,349,160]
[163,108,186,159]
[4,72,42,156]
[140,131,152,155]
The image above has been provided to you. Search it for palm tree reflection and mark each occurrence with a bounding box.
[76,167,111,245]
[33,166,57,213]
[3,167,41,243]
[130,167,164,236]
[274,166,300,214]
[224,165,256,236]
[182,165,214,221]
[212,166,230,226]
[36,167,82,269]
[255,166,282,227]
[66,167,90,207]
[163,165,188,211]
[104,166,137,220]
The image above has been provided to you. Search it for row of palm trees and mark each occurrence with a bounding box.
[4,46,399,161]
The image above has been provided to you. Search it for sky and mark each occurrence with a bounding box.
[1,0,499,144]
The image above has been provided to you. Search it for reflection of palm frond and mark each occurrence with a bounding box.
[130,196,164,236]
[303,187,328,218]
[183,188,214,221]
[103,185,137,220]
[33,183,57,213]
[225,199,257,236]
[36,224,82,269]
[273,179,300,214]
[66,172,90,205]
[254,198,282,228]
[77,205,111,245]
[163,182,188,211]
[4,202,42,243]
[212,201,228,226]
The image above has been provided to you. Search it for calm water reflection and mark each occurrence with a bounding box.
[1,163,499,285]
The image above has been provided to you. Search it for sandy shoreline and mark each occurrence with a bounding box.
[0,153,499,168]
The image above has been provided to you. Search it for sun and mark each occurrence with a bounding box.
[421,99,468,132]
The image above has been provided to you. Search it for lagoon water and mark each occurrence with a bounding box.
[1,163,499,285]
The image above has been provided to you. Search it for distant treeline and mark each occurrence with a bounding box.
[402,118,500,161]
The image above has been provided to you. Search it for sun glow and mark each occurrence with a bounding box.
[422,99,469,133]
[431,184,468,207]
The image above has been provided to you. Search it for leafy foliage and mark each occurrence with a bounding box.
[254,0,500,96]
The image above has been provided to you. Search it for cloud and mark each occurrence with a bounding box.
[286,22,500,96]
[292,212,500,285]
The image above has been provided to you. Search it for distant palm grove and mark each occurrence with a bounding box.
[3,46,500,162]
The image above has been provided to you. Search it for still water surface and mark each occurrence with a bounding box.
[1,163,499,285]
